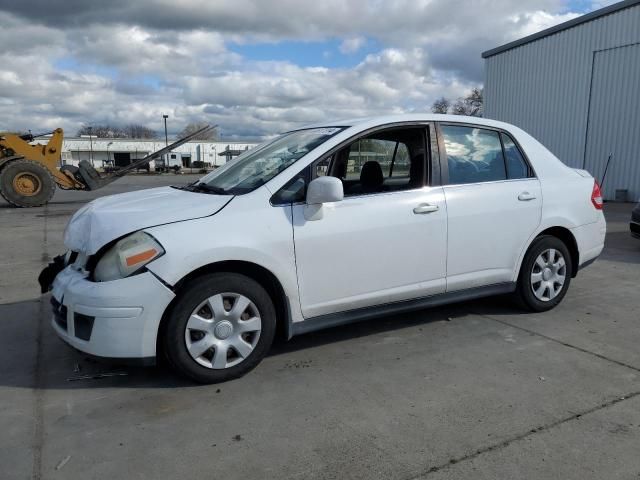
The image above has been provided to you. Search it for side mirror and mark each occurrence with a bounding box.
[306,176,343,205]
[304,176,343,221]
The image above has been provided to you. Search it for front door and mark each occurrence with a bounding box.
[291,125,448,319]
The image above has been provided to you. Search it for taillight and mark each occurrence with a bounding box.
[591,180,603,210]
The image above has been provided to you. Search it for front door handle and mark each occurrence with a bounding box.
[413,203,439,214]
[518,192,536,201]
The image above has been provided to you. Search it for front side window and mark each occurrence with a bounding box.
[271,126,427,204]
[441,125,506,185]
[342,139,410,180]
[333,128,426,196]
[195,127,344,194]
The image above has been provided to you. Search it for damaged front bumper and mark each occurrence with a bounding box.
[38,253,68,294]
[49,265,175,360]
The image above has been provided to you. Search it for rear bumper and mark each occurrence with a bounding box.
[571,214,606,271]
[51,266,175,359]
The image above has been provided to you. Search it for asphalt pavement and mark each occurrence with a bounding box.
[1,175,639,480]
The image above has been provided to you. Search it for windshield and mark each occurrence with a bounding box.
[195,127,344,194]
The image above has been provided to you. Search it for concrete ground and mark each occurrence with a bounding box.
[1,176,639,480]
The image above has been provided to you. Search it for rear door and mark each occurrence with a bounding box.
[437,123,542,291]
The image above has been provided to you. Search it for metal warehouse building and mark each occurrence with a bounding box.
[483,0,640,201]
[59,138,257,170]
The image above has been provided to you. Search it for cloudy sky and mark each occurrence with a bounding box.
[0,0,615,139]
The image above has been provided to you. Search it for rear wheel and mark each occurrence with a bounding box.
[163,273,276,383]
[0,159,56,207]
[515,235,573,312]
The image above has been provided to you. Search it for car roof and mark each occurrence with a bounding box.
[295,114,574,179]
[297,114,517,133]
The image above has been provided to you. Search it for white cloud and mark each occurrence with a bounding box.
[510,11,581,38]
[339,36,366,54]
[0,1,592,138]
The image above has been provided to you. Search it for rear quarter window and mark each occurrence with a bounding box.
[501,133,530,179]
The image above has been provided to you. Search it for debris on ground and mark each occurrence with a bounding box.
[66,371,128,381]
[55,455,71,470]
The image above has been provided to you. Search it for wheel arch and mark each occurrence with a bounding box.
[0,156,21,172]
[156,260,292,357]
[517,226,580,280]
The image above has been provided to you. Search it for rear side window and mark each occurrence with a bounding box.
[441,125,506,185]
[501,133,529,179]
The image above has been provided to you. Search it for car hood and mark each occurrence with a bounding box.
[64,186,233,254]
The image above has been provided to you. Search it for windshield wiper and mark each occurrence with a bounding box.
[174,183,229,195]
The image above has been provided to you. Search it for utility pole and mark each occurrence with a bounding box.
[162,115,169,172]
[163,114,169,147]
[106,141,113,170]
[87,126,94,165]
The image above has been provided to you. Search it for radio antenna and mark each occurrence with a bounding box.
[600,153,612,187]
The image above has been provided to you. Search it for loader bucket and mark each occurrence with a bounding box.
[77,160,116,190]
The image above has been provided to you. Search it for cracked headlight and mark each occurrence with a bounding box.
[94,231,164,282]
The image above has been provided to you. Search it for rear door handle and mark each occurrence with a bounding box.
[518,192,536,201]
[413,203,439,214]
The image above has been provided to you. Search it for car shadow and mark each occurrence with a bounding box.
[0,295,527,391]
[269,295,519,356]
[599,231,640,264]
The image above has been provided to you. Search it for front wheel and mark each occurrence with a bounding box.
[162,273,276,383]
[0,159,56,207]
[515,235,573,312]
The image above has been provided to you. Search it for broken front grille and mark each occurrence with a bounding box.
[51,297,68,331]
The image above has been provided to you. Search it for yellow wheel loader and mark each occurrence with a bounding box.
[0,125,214,207]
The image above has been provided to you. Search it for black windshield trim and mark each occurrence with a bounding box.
[171,183,230,195]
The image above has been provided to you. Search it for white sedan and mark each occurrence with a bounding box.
[42,115,606,383]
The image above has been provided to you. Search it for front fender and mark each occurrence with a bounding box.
[144,192,303,324]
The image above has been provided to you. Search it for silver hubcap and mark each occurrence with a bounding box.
[185,293,262,369]
[531,248,566,302]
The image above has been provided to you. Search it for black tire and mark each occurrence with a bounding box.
[515,235,573,312]
[162,273,276,383]
[0,159,56,207]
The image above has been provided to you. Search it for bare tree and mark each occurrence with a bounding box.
[451,88,483,117]
[122,124,157,139]
[77,125,118,137]
[431,97,450,114]
[178,122,218,140]
[76,124,156,138]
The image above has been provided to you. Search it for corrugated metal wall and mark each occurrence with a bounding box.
[584,43,640,201]
[484,4,640,200]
